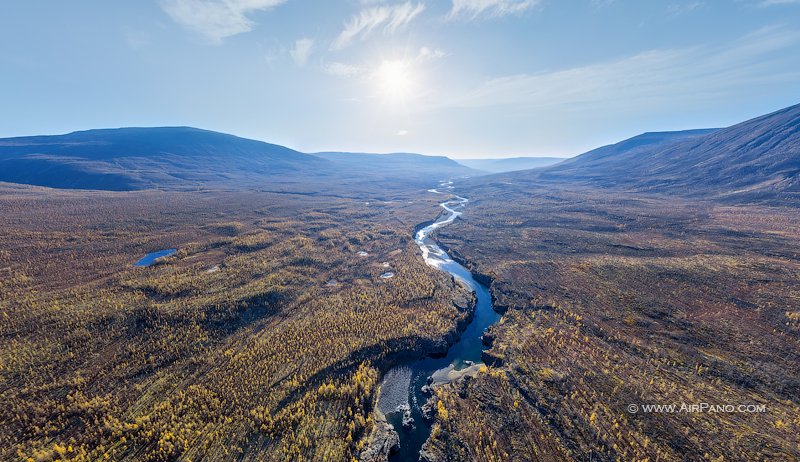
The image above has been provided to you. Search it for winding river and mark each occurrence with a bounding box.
[378,181,501,461]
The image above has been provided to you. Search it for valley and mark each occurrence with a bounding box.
[424,184,800,461]
[0,184,475,461]
[5,2,800,461]
[1,104,799,462]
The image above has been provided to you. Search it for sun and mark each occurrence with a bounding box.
[376,59,416,103]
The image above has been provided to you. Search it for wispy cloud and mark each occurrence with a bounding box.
[417,46,447,61]
[324,46,445,80]
[448,0,539,20]
[758,0,800,5]
[290,38,314,66]
[667,1,704,16]
[159,0,286,43]
[124,28,151,50]
[331,2,425,50]
[437,26,800,109]
[324,61,367,77]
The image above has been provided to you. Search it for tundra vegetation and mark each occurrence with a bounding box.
[424,183,800,461]
[0,184,472,461]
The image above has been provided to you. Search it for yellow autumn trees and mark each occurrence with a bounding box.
[0,187,470,461]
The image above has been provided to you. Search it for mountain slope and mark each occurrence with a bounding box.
[0,127,332,191]
[495,103,800,202]
[455,156,566,173]
[312,151,477,178]
[0,128,481,192]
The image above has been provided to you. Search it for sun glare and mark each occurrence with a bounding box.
[376,59,416,103]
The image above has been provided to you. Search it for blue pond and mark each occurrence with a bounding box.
[134,249,177,267]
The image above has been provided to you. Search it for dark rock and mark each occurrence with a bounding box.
[482,349,504,367]
[455,375,472,399]
[358,411,400,462]
[393,404,414,429]
[451,291,474,312]
[421,396,437,422]
[481,330,496,347]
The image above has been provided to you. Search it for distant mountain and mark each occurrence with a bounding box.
[313,151,477,178]
[492,103,800,202]
[534,129,719,179]
[0,127,478,192]
[548,128,719,172]
[0,127,332,191]
[455,157,566,173]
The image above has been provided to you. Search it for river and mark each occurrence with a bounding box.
[378,181,501,461]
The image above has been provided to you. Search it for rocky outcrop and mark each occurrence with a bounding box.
[419,430,472,462]
[421,395,437,422]
[481,349,505,367]
[397,404,415,429]
[451,289,473,313]
[358,409,400,462]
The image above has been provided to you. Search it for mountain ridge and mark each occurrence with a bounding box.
[488,103,800,203]
[455,156,567,173]
[0,127,477,191]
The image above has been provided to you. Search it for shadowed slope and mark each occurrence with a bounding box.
[506,103,800,202]
[0,127,332,190]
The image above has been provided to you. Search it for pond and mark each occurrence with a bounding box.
[133,249,177,267]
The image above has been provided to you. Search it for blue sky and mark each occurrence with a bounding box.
[2,0,799,158]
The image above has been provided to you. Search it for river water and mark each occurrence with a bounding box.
[379,181,501,461]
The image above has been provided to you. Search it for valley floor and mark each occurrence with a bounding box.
[3,179,799,462]
[422,181,800,461]
[0,184,472,461]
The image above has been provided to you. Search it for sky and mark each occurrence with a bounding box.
[1,1,800,158]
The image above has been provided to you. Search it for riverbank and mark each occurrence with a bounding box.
[365,182,503,462]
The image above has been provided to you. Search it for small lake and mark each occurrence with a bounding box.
[133,249,177,267]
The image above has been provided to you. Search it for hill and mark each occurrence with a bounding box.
[312,151,477,178]
[455,156,566,173]
[0,127,478,192]
[503,103,800,202]
[421,103,800,462]
[0,127,334,191]
[545,129,718,173]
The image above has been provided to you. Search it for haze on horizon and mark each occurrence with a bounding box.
[2,0,800,158]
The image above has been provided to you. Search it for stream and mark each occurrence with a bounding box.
[378,181,501,461]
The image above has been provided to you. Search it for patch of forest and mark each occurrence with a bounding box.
[422,185,800,461]
[0,185,472,461]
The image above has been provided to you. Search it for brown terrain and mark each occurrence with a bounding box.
[0,183,473,461]
[419,181,800,460]
[2,103,799,462]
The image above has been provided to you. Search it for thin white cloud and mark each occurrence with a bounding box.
[448,0,539,20]
[159,0,286,43]
[331,2,425,50]
[436,26,800,109]
[290,38,314,66]
[324,46,445,81]
[324,61,367,77]
[667,1,704,16]
[417,46,447,61]
[124,28,151,49]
